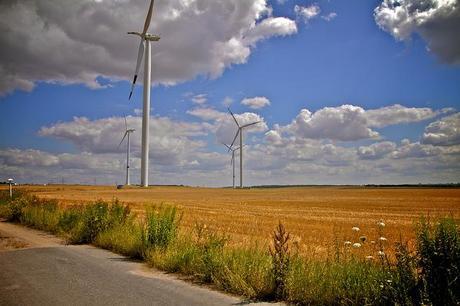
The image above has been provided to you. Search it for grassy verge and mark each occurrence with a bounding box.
[0,191,458,305]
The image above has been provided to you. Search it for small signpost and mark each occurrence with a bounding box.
[7,178,13,199]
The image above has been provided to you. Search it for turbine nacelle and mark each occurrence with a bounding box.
[127,32,161,41]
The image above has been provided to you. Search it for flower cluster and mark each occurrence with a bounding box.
[343,220,389,261]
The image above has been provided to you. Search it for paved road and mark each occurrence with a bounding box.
[0,222,276,306]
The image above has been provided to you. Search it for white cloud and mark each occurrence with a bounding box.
[215,112,268,145]
[295,4,320,23]
[358,141,397,160]
[264,129,284,146]
[374,0,460,64]
[187,107,226,121]
[191,94,208,105]
[422,112,460,146]
[244,17,297,45]
[3,104,460,186]
[38,116,208,157]
[391,139,443,159]
[286,105,379,141]
[280,104,451,142]
[365,104,448,128]
[241,96,271,109]
[0,0,297,95]
[322,12,337,21]
[0,149,59,167]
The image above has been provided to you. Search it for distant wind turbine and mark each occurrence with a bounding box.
[228,108,260,188]
[118,117,135,186]
[127,0,160,187]
[222,143,241,189]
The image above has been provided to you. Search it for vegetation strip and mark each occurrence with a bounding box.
[0,191,458,305]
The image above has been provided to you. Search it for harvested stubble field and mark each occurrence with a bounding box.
[8,185,460,255]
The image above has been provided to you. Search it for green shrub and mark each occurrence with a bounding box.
[20,198,60,233]
[417,217,460,305]
[144,205,181,249]
[95,219,144,258]
[218,247,274,299]
[5,197,29,222]
[58,206,83,233]
[382,241,422,305]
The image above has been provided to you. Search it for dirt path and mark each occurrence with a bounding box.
[0,220,63,250]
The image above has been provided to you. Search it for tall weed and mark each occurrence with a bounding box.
[417,217,460,305]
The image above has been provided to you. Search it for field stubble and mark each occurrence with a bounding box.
[8,185,460,256]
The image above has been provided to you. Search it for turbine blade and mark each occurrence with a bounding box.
[229,129,240,151]
[118,131,128,148]
[241,121,261,128]
[227,108,240,127]
[124,116,128,131]
[222,143,231,150]
[143,0,155,35]
[128,40,145,100]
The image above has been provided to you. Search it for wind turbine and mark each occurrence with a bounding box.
[228,108,260,188]
[119,117,135,186]
[222,143,240,189]
[127,0,160,187]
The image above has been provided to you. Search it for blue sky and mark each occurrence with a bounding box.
[0,0,459,186]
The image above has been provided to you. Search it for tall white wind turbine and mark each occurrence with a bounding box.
[127,0,160,187]
[119,117,135,186]
[228,108,260,188]
[223,143,240,189]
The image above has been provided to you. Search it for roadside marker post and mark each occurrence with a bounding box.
[7,178,13,199]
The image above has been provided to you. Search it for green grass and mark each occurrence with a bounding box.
[0,190,458,305]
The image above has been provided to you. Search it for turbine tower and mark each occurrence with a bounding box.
[228,108,260,188]
[118,117,135,186]
[127,0,160,187]
[223,143,240,189]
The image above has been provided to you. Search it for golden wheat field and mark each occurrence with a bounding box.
[7,185,460,255]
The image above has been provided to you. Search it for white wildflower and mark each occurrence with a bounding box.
[377,220,385,228]
[366,255,374,260]
[352,243,362,248]
[378,251,385,257]
[352,227,360,232]
[379,237,387,242]
[344,241,352,246]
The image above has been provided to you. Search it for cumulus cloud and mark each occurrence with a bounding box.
[295,4,321,23]
[391,139,443,159]
[3,103,460,185]
[38,116,209,161]
[286,105,379,141]
[365,104,449,128]
[279,104,451,142]
[422,112,460,146]
[0,149,59,167]
[241,96,271,109]
[244,17,297,45]
[215,112,268,145]
[0,0,297,95]
[358,141,397,160]
[374,0,460,64]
